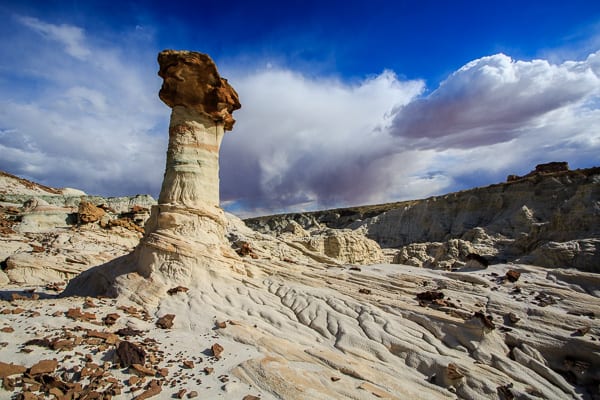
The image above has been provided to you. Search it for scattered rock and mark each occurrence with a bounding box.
[358,288,371,295]
[575,326,591,336]
[116,328,143,337]
[211,343,224,359]
[156,314,175,329]
[131,363,155,376]
[331,376,341,382]
[45,282,64,292]
[446,363,464,381]
[0,361,27,377]
[507,312,521,324]
[203,367,214,375]
[66,307,96,322]
[167,286,189,295]
[505,269,521,282]
[216,321,227,329]
[535,292,558,307]
[236,242,256,258]
[29,359,58,375]
[472,311,495,330]
[416,290,444,301]
[103,313,120,326]
[242,396,260,400]
[116,341,146,367]
[132,379,162,400]
[182,360,194,369]
[187,391,199,399]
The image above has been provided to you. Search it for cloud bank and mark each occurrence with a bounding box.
[0,15,167,196]
[1,16,599,217]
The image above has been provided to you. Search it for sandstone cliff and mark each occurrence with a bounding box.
[246,165,600,272]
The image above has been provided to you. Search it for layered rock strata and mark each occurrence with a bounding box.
[246,165,600,271]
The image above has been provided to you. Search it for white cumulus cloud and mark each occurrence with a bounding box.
[389,52,600,150]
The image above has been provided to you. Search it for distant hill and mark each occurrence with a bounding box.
[246,163,600,272]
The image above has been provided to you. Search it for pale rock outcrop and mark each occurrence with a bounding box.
[247,166,600,271]
[295,229,383,264]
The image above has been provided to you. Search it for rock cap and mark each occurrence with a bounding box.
[158,50,241,130]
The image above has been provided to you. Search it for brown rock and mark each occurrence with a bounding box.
[46,282,63,292]
[11,293,29,301]
[446,363,464,380]
[416,290,444,301]
[472,311,495,330]
[211,343,224,359]
[116,341,146,367]
[87,329,119,344]
[187,391,198,399]
[131,363,155,376]
[116,327,143,337]
[157,50,241,131]
[0,361,27,377]
[505,270,521,282]
[66,307,96,321]
[84,297,96,308]
[236,242,257,258]
[331,376,341,382]
[156,314,175,329]
[216,321,227,329]
[2,376,15,390]
[103,313,120,326]
[203,367,214,375]
[158,367,169,377]
[133,379,162,400]
[182,360,194,369]
[128,376,140,386]
[30,244,45,253]
[176,388,187,399]
[358,288,372,295]
[167,286,189,295]
[507,312,521,324]
[242,396,260,400]
[29,359,58,375]
[1,326,14,333]
[78,201,106,223]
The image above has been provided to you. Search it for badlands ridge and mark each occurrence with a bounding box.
[0,51,599,400]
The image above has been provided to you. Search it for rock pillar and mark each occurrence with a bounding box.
[156,50,240,208]
[135,50,241,285]
[62,50,242,303]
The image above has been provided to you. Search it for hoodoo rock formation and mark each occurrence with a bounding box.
[62,50,243,303]
[3,54,598,400]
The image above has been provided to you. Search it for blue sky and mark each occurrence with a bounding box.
[1,1,599,216]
